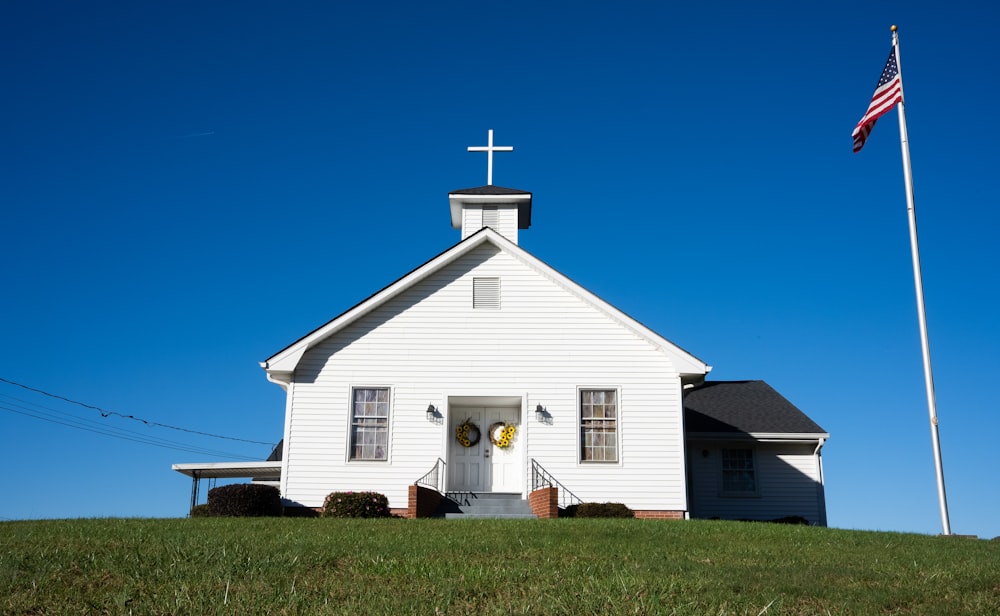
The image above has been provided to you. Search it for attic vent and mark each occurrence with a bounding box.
[473,277,500,309]
[482,206,498,230]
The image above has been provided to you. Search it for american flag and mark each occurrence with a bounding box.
[852,47,902,153]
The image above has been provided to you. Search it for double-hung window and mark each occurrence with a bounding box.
[580,389,617,462]
[350,387,389,461]
[721,448,757,495]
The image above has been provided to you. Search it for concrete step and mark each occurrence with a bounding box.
[445,492,522,503]
[444,512,537,519]
[437,492,537,519]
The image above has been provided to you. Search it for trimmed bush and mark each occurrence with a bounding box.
[282,506,320,518]
[769,516,810,525]
[189,504,212,518]
[562,502,634,518]
[207,484,283,517]
[321,491,391,518]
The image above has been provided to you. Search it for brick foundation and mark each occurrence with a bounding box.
[528,486,559,519]
[406,484,442,519]
[633,510,686,520]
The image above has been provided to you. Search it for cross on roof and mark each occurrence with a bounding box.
[467,129,513,186]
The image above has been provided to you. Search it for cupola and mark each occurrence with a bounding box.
[449,130,532,244]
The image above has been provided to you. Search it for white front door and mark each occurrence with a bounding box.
[487,407,521,493]
[450,407,487,492]
[449,406,522,493]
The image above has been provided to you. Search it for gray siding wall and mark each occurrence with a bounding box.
[686,440,826,525]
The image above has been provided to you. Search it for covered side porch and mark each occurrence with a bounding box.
[172,461,282,513]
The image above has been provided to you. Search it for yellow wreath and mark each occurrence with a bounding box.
[455,419,481,447]
[488,422,517,449]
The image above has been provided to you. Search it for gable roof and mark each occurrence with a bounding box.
[261,227,710,382]
[684,380,827,439]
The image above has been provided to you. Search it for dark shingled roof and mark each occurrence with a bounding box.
[266,440,283,461]
[684,381,827,436]
[449,185,532,196]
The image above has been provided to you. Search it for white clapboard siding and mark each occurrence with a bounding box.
[685,441,824,525]
[282,243,689,511]
[461,205,519,243]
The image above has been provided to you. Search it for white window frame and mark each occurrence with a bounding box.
[348,386,391,462]
[720,447,758,497]
[578,387,620,464]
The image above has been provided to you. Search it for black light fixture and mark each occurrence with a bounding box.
[535,403,545,422]
[426,404,437,421]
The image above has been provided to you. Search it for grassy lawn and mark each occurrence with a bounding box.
[2,517,998,615]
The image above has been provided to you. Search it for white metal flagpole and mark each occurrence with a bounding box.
[891,25,952,536]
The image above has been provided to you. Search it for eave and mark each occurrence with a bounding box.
[685,432,830,443]
[171,461,282,480]
[448,188,532,229]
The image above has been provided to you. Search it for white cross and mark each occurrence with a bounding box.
[467,129,513,186]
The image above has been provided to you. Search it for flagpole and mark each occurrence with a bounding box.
[891,25,952,536]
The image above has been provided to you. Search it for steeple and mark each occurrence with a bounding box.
[449,130,532,244]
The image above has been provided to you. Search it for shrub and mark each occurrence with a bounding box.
[769,516,810,525]
[189,504,213,518]
[321,491,391,518]
[563,502,634,518]
[282,506,320,518]
[207,484,284,517]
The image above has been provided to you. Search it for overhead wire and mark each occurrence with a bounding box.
[0,392,260,460]
[0,376,274,446]
[0,403,259,460]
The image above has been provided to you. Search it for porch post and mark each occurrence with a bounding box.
[189,470,200,514]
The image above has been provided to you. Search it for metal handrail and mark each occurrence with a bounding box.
[415,457,446,493]
[530,458,583,509]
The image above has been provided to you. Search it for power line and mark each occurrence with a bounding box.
[0,404,259,460]
[0,376,274,446]
[0,393,260,460]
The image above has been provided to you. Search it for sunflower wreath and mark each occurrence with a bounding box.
[488,422,517,449]
[455,419,481,447]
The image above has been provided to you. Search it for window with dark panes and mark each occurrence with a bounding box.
[350,387,389,461]
[580,389,617,462]
[721,448,756,494]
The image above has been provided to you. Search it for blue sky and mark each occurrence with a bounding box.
[2,1,998,537]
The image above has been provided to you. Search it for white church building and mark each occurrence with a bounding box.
[174,131,829,523]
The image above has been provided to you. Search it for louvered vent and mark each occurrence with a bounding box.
[473,277,500,309]
[482,206,499,230]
